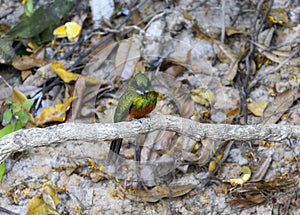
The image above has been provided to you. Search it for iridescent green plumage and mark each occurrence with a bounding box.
[107,72,158,163]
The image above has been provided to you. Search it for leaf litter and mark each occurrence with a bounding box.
[0,0,300,214]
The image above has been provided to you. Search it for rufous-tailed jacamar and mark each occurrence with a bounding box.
[107,72,158,163]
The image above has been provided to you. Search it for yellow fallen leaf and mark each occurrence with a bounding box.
[53,25,67,38]
[51,62,80,82]
[65,22,81,40]
[191,88,216,107]
[35,97,75,126]
[229,166,251,186]
[247,100,268,117]
[51,62,99,84]
[27,184,60,215]
[241,166,251,182]
[225,26,249,36]
[12,88,28,110]
[208,160,216,173]
[10,88,35,125]
[53,22,81,41]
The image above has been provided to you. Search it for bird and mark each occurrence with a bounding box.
[107,72,158,163]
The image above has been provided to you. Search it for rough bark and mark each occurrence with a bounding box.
[0,114,299,163]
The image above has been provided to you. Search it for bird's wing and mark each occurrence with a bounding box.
[113,90,135,122]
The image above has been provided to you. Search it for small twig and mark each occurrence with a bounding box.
[230,1,248,26]
[221,0,226,43]
[62,36,85,60]
[260,40,300,53]
[256,0,274,37]
[0,9,14,20]
[284,186,298,215]
[0,75,12,89]
[0,207,19,215]
[144,11,168,31]
[209,141,234,176]
[238,0,274,124]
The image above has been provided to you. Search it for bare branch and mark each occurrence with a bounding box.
[0,114,299,163]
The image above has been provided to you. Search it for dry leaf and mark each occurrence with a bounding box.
[68,76,86,121]
[251,147,274,181]
[23,63,57,87]
[263,87,300,123]
[179,98,195,118]
[229,166,252,186]
[35,97,75,126]
[53,22,82,41]
[82,39,117,77]
[213,41,241,83]
[255,43,300,66]
[27,184,60,215]
[225,26,249,37]
[12,88,34,123]
[12,88,29,111]
[142,130,176,162]
[213,42,238,64]
[21,70,32,81]
[268,8,290,25]
[126,184,195,202]
[165,65,185,77]
[191,88,216,107]
[228,176,297,208]
[115,37,141,80]
[51,62,99,84]
[12,55,46,70]
[247,100,268,117]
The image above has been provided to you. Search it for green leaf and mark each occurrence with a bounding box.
[0,121,22,183]
[0,162,4,184]
[24,0,34,17]
[22,99,34,107]
[15,111,28,124]
[0,121,22,138]
[7,0,75,39]
[2,109,12,126]
[5,99,12,105]
[11,103,21,110]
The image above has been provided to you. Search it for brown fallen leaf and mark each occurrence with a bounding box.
[126,184,195,202]
[228,175,297,208]
[115,37,141,80]
[262,87,300,123]
[67,76,101,122]
[12,55,46,71]
[82,38,117,78]
[251,147,274,181]
[182,138,217,166]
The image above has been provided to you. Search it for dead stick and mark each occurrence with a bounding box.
[0,114,299,163]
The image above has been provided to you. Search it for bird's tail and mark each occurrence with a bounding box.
[107,138,123,163]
